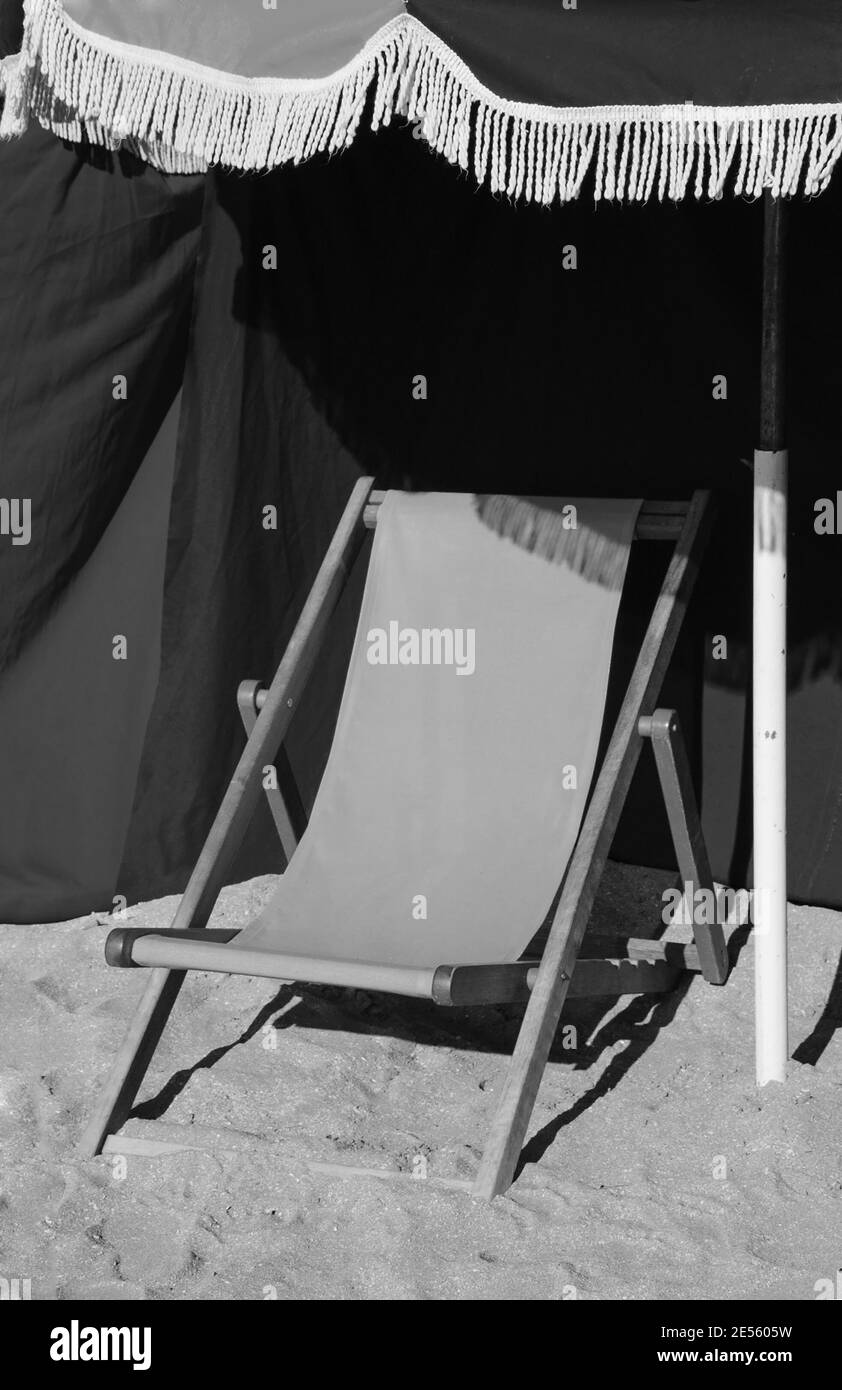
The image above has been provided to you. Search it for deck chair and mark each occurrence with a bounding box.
[81,480,728,1200]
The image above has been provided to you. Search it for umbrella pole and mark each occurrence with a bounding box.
[753,191,788,1085]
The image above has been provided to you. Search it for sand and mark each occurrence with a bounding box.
[0,862,839,1301]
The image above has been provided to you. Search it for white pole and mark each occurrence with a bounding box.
[753,191,787,1086]
[753,446,788,1085]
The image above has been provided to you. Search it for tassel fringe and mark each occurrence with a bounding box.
[3,0,842,199]
[475,495,633,591]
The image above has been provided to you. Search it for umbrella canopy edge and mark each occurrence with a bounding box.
[2,0,842,200]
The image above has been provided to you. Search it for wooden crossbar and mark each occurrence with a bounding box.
[100,1125,473,1192]
[363,492,688,539]
[104,925,690,1002]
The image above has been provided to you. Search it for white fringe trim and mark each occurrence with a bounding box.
[3,0,842,199]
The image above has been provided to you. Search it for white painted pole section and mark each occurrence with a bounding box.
[753,447,788,1085]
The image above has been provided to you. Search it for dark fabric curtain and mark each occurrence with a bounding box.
[116,169,367,901]
[121,118,842,909]
[0,118,203,920]
[2,106,842,919]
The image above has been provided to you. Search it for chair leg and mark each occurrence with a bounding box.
[639,708,729,985]
[473,489,713,1201]
[78,477,374,1158]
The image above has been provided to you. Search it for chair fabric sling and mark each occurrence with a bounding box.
[139,491,641,978]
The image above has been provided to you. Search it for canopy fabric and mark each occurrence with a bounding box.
[234,491,640,970]
[3,0,842,199]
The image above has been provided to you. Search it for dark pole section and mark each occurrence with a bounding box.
[759,192,786,452]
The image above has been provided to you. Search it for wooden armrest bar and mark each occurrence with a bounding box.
[363,494,688,538]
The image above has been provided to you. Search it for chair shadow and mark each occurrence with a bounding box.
[131,984,525,1130]
[130,976,522,1122]
[726,921,752,969]
[130,949,703,1149]
[131,985,298,1121]
[514,972,693,1181]
[128,870,737,1147]
[792,945,842,1066]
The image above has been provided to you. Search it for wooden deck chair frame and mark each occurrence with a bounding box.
[81,479,728,1200]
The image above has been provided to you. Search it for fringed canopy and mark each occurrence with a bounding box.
[2,0,842,200]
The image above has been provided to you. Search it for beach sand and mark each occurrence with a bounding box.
[1,862,839,1301]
